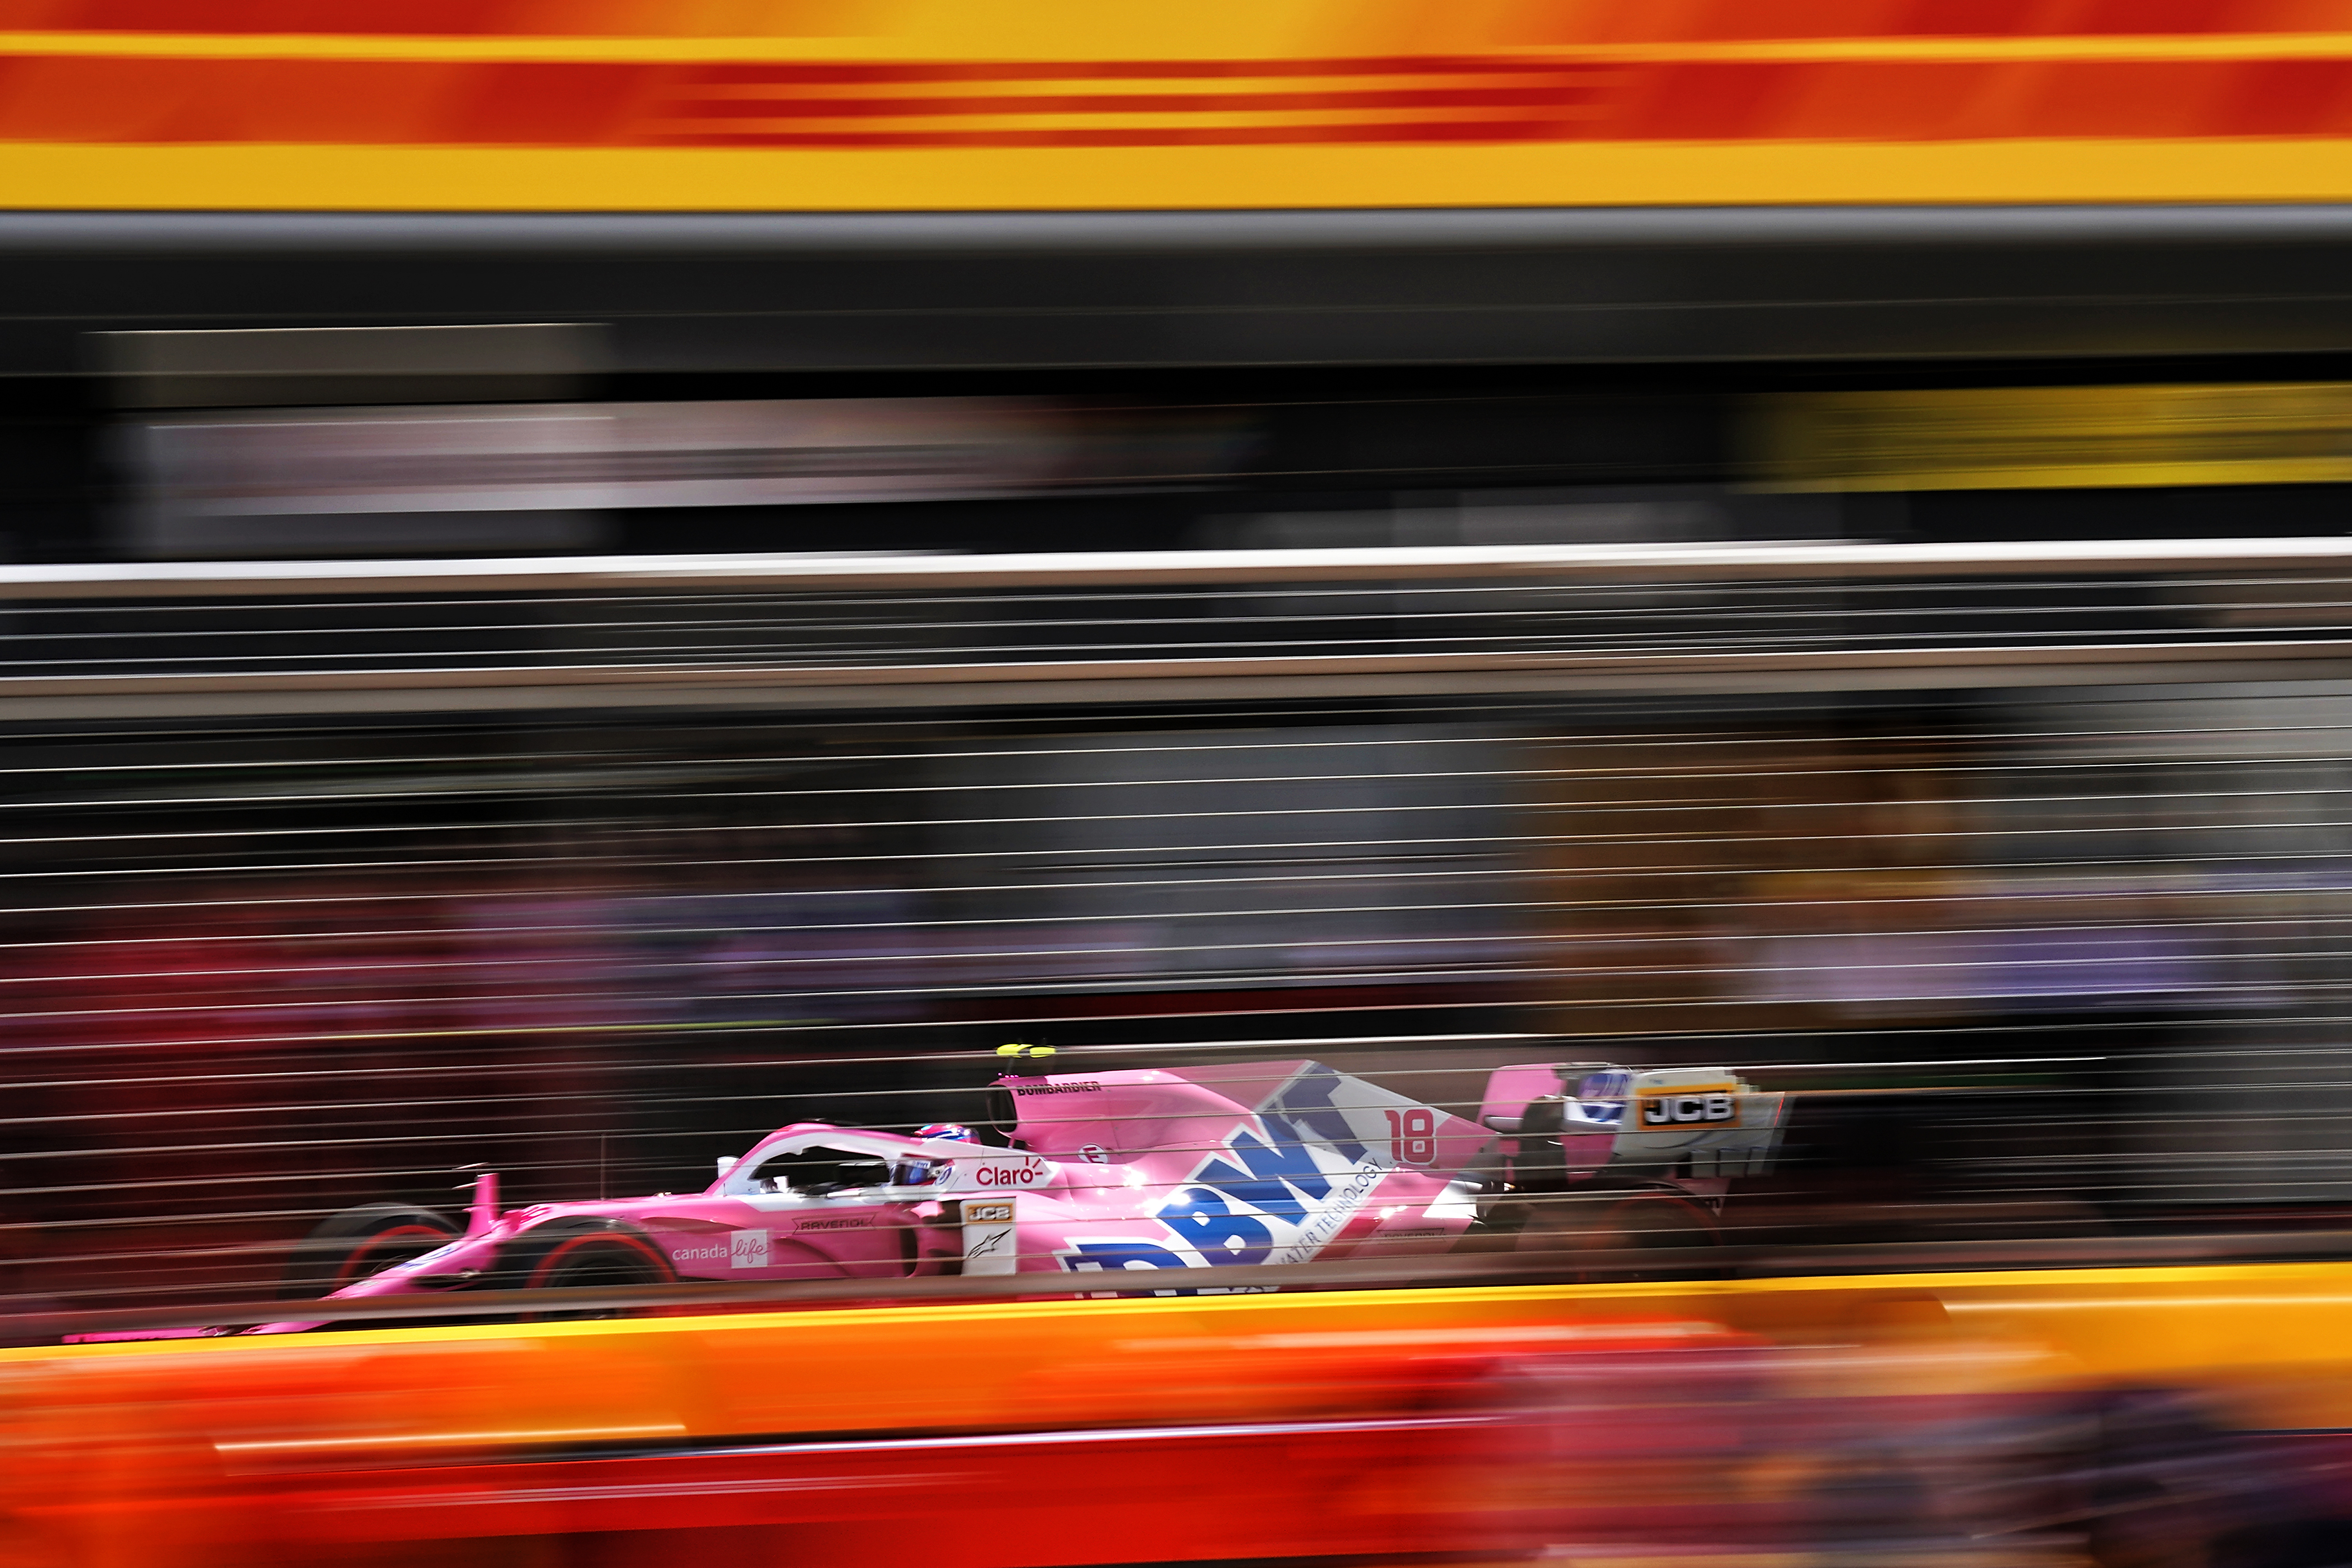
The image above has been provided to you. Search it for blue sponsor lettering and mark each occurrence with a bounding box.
[1063,1241,1191,1272]
[1184,1129,1329,1231]
[1157,1187,1274,1265]
[1057,1074,1394,1279]
[1059,1239,1278,1297]
[1270,1065,1367,1160]
[1232,1127,1331,1203]
[1187,1155,1299,1227]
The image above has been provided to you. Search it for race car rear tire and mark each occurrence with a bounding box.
[1512,1186,1723,1283]
[502,1222,677,1321]
[279,1203,463,1300]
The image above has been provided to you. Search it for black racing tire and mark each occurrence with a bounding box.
[1512,1185,1724,1283]
[1450,1197,1534,1256]
[279,1202,463,1300]
[499,1221,677,1321]
[2210,1519,2352,1568]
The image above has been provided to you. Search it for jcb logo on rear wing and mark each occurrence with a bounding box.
[1637,1089,1740,1127]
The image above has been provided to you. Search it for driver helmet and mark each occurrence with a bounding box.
[916,1122,977,1143]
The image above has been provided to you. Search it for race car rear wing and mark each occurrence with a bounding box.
[1479,1062,1787,1182]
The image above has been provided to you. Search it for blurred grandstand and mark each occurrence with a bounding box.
[20,3,2352,1318]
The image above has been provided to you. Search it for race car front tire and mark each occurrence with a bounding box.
[278,1202,463,1299]
[500,1222,677,1319]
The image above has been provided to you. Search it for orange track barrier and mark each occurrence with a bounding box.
[13,1263,2352,1566]
[7,3,2352,207]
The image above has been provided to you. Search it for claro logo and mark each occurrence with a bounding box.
[973,1159,1048,1186]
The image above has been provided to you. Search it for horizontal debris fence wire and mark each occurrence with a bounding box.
[8,542,2352,1313]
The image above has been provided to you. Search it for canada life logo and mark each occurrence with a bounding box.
[973,1157,1049,1187]
[729,1229,770,1269]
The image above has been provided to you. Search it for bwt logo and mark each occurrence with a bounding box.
[1069,1132,1342,1273]
[974,1160,1047,1187]
[1639,1092,1738,1127]
[1057,1065,1381,1279]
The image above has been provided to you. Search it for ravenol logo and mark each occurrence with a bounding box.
[1058,1067,1381,1278]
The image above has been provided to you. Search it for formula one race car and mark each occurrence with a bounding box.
[261,1055,1786,1328]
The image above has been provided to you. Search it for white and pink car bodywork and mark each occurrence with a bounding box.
[222,1056,1784,1333]
[280,1060,1498,1325]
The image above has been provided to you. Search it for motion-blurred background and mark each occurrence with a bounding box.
[41,13,2352,1568]
[15,0,2352,1321]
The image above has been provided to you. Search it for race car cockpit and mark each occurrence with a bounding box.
[742,1146,891,1196]
[718,1132,955,1198]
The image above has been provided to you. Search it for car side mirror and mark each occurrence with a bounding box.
[715,1155,739,1178]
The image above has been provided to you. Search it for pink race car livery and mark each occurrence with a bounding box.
[216,1054,1783,1333]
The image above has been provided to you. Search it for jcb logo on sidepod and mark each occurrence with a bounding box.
[1637,1091,1739,1127]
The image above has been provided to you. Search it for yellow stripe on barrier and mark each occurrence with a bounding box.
[16,1262,2352,1442]
[9,138,2352,212]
